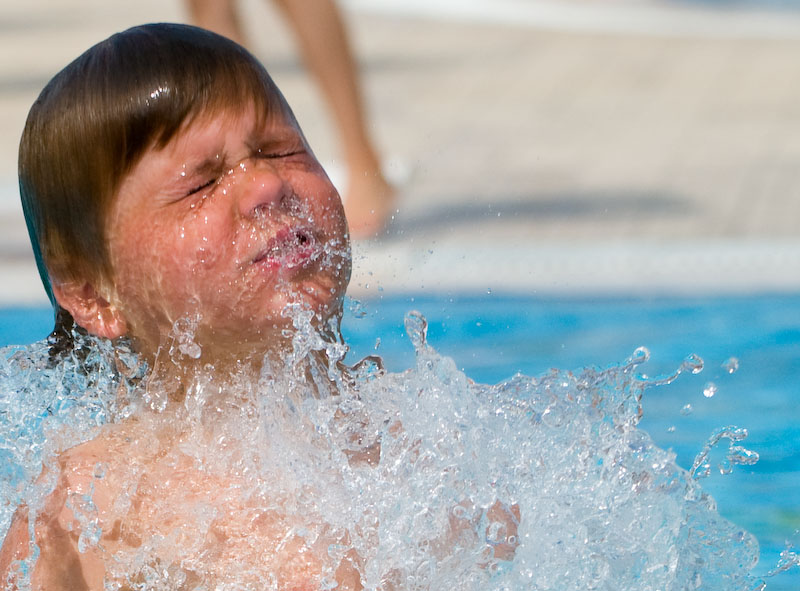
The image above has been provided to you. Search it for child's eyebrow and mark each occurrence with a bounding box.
[245,124,301,150]
[180,152,226,179]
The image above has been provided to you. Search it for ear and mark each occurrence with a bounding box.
[52,281,128,340]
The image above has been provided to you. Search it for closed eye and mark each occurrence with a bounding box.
[256,148,305,159]
[187,178,216,196]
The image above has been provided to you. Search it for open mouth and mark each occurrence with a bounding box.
[253,226,320,271]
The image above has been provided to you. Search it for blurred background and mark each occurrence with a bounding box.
[1,0,800,301]
[1,1,799,586]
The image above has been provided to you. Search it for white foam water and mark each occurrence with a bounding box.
[0,308,793,589]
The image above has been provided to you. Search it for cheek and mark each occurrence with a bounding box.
[182,216,227,272]
[159,207,235,269]
[111,217,216,308]
[295,180,348,237]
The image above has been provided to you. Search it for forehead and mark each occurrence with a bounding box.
[167,98,303,151]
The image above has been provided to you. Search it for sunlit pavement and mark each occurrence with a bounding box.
[2,0,800,303]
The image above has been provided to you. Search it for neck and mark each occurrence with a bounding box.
[139,325,348,412]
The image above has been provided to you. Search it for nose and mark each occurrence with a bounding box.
[231,159,290,219]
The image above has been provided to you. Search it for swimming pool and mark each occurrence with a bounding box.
[342,293,800,588]
[2,294,799,588]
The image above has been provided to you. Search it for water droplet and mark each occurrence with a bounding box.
[348,298,368,319]
[452,505,469,519]
[486,288,492,295]
[690,425,755,480]
[93,463,107,479]
[178,341,202,359]
[486,522,507,544]
[728,444,759,466]
[722,357,740,374]
[404,310,428,350]
[630,346,650,364]
[680,403,693,416]
[667,425,676,433]
[374,338,381,350]
[682,354,704,375]
[703,382,717,398]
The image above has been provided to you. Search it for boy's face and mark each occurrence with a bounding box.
[104,100,350,358]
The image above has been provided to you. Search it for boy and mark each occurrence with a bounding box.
[0,23,518,590]
[0,23,359,590]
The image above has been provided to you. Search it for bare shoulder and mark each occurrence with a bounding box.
[58,419,149,469]
[50,421,150,533]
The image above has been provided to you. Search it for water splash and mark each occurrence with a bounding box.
[690,426,759,480]
[0,310,792,589]
[766,548,800,577]
[637,352,704,386]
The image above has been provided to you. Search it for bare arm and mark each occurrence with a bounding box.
[0,457,107,590]
[0,505,96,591]
[0,508,30,588]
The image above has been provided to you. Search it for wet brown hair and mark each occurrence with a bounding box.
[19,23,288,313]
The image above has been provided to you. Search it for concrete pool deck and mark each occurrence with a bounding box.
[1,0,800,304]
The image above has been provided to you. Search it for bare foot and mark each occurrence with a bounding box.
[343,169,395,240]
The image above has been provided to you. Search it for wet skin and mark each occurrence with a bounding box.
[0,421,364,590]
[0,94,517,590]
[104,101,351,363]
[0,99,357,589]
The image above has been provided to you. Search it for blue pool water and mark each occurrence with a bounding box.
[3,294,799,588]
[342,293,800,589]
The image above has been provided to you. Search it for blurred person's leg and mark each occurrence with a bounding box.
[184,0,245,45]
[273,0,394,238]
